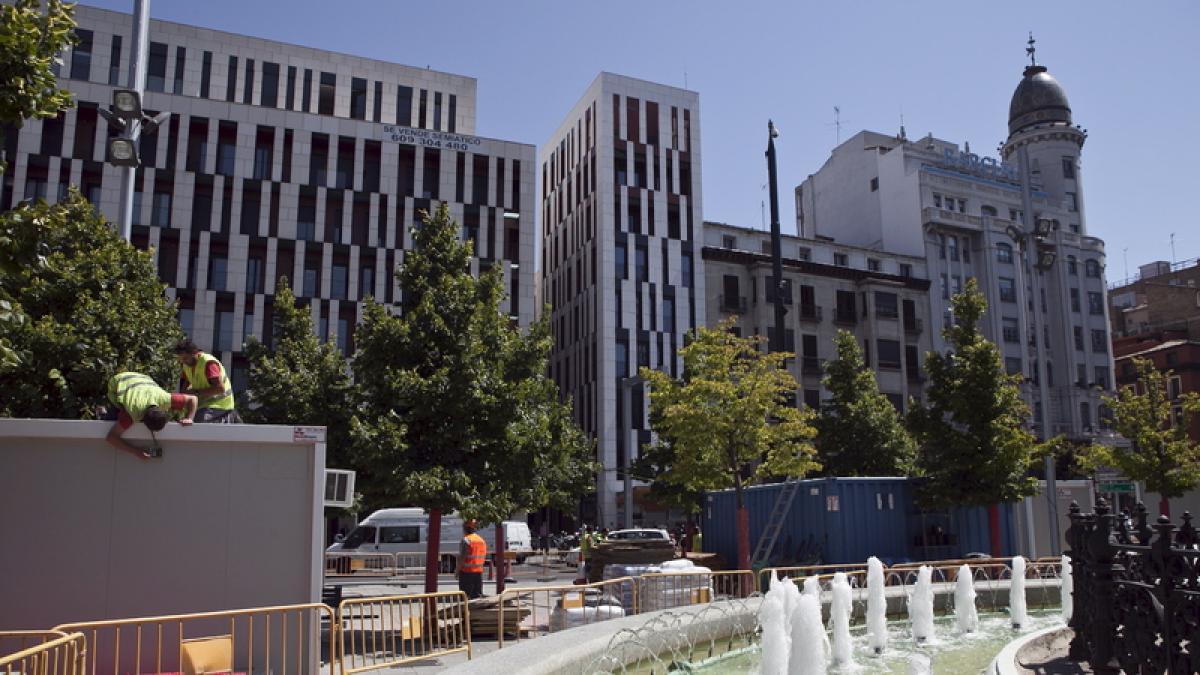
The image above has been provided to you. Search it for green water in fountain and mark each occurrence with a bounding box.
[684,609,1062,674]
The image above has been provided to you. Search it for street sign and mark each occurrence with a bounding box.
[1098,481,1136,494]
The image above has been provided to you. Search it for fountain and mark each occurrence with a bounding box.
[1010,556,1028,629]
[790,594,828,675]
[866,556,888,653]
[909,565,935,642]
[1060,554,1073,622]
[760,574,791,675]
[830,572,853,667]
[954,564,978,633]
[802,575,821,599]
[907,653,932,675]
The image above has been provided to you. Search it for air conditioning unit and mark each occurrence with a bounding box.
[324,469,356,508]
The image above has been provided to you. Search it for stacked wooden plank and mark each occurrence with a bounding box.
[463,595,531,637]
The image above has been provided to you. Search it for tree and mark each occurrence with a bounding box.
[352,203,594,592]
[0,190,182,418]
[641,317,818,570]
[1078,358,1200,517]
[242,280,356,466]
[907,278,1042,556]
[1,0,77,171]
[816,330,917,477]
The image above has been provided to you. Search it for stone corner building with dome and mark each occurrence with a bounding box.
[792,53,1115,443]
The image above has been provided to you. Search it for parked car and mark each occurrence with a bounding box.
[327,508,534,566]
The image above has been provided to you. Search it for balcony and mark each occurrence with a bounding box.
[876,308,899,320]
[801,356,823,375]
[798,304,822,322]
[922,206,983,230]
[833,308,858,326]
[904,318,923,335]
[720,295,747,313]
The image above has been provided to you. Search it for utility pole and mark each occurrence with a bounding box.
[118,0,150,241]
[765,121,786,354]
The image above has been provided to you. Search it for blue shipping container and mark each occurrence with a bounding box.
[700,477,1017,567]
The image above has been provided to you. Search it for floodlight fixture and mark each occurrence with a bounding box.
[112,89,143,120]
[108,137,140,167]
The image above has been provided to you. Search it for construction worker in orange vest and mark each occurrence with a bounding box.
[457,519,487,599]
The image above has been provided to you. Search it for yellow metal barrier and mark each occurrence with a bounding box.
[324,552,397,577]
[496,577,636,648]
[634,570,756,613]
[1,631,86,675]
[337,591,470,674]
[53,603,336,675]
[759,563,870,592]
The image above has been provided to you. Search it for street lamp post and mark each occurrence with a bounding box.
[118,0,150,242]
[765,121,787,353]
[620,375,645,530]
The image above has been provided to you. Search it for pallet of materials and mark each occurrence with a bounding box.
[461,595,531,637]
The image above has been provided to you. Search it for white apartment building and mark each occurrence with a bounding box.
[793,60,1113,439]
[541,73,707,526]
[702,221,934,412]
[2,5,536,397]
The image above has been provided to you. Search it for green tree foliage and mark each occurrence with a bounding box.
[631,410,705,517]
[0,191,181,417]
[816,330,917,477]
[1079,358,1200,512]
[907,278,1042,509]
[352,203,594,524]
[0,0,77,170]
[242,279,356,466]
[640,317,819,518]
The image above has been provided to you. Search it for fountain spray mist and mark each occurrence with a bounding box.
[866,556,888,654]
[760,573,792,675]
[909,565,935,642]
[830,572,853,666]
[789,594,828,675]
[954,564,979,633]
[1010,556,1028,629]
[1060,554,1073,622]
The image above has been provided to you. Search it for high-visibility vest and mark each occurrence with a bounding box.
[580,533,592,557]
[462,533,487,573]
[108,372,172,422]
[182,352,235,411]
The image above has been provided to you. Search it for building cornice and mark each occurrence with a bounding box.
[701,246,931,291]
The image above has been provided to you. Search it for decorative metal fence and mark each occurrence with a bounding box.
[1066,498,1200,675]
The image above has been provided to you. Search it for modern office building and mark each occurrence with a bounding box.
[2,5,536,394]
[792,58,1113,439]
[702,220,933,412]
[541,73,706,526]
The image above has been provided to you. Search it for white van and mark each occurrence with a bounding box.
[327,508,534,564]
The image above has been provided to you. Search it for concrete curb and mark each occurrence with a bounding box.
[990,624,1069,675]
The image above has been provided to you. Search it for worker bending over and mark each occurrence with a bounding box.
[105,371,197,459]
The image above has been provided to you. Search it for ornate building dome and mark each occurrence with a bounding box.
[1008,65,1072,136]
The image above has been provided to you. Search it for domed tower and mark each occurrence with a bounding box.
[1000,44,1088,233]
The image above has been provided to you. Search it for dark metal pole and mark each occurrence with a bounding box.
[766,120,786,353]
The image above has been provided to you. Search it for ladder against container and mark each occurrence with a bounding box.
[750,479,802,568]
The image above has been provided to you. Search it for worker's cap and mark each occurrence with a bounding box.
[463,519,478,530]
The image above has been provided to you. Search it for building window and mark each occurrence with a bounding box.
[214,311,234,353]
[1073,326,1084,351]
[318,72,336,115]
[1091,329,1108,353]
[833,252,848,267]
[1085,259,1101,278]
[961,237,971,263]
[1066,192,1078,212]
[151,191,171,227]
[396,85,413,126]
[246,257,263,294]
[1094,366,1109,390]
[208,255,227,292]
[899,263,912,278]
[1062,157,1076,179]
[171,46,186,94]
[1070,288,1080,312]
[722,235,736,249]
[874,292,898,319]
[869,177,878,192]
[867,258,881,272]
[216,125,236,177]
[1088,291,1105,315]
[225,55,238,102]
[937,233,946,259]
[146,42,167,92]
[108,35,122,85]
[350,77,367,120]
[681,251,692,288]
[948,236,959,261]
[1005,357,1023,375]
[996,242,1013,264]
[70,29,93,80]
[1002,317,1019,343]
[797,247,812,262]
[331,264,348,300]
[199,50,212,97]
[1067,256,1077,275]
[939,274,948,300]
[933,194,942,209]
[998,277,1016,303]
[1168,375,1183,400]
[261,62,279,107]
[876,339,901,369]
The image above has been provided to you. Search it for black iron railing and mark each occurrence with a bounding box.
[1066,499,1200,674]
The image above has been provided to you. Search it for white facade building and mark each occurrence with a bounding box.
[541,73,706,526]
[793,60,1113,439]
[3,5,536,396]
[702,221,934,412]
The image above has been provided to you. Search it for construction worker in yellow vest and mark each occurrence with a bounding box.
[173,340,242,423]
[105,371,197,459]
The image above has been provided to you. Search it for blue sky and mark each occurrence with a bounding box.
[88,1,1198,281]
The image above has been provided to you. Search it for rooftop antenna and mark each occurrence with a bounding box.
[832,106,843,144]
[899,111,906,140]
[1026,32,1037,67]
[1171,232,1177,264]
